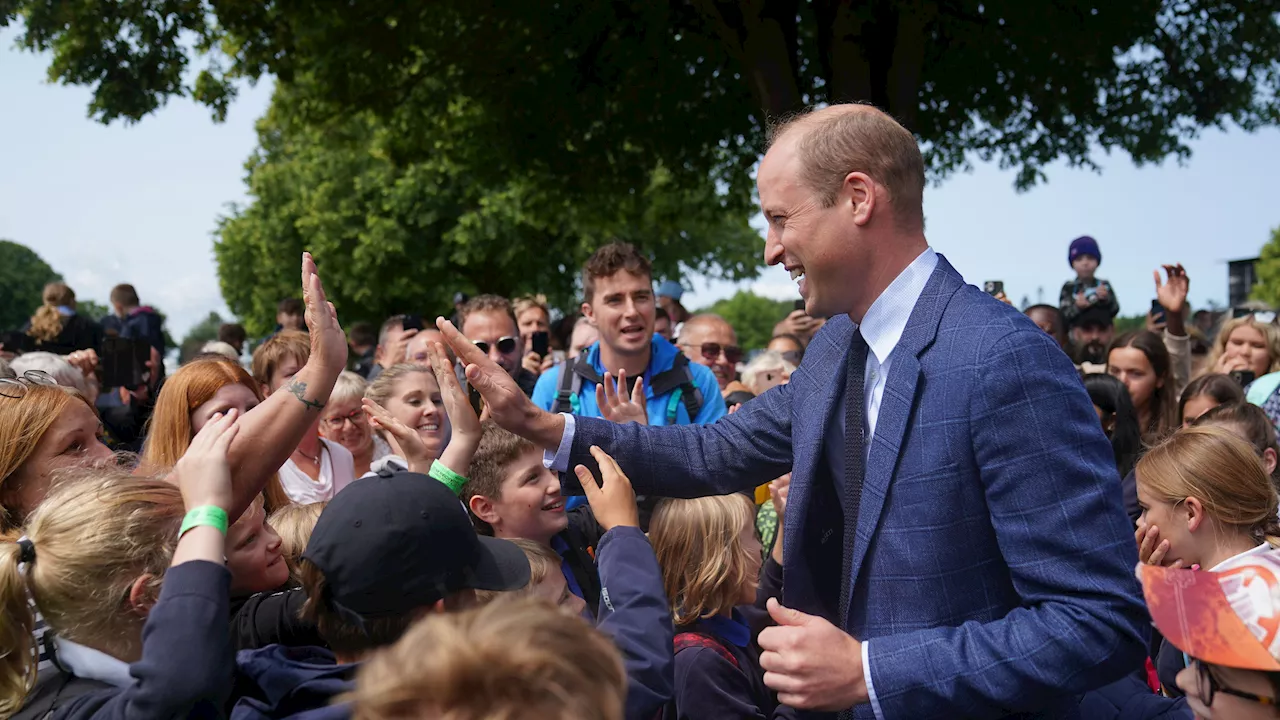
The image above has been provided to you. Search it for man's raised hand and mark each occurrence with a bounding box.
[597,370,647,425]
[301,252,346,374]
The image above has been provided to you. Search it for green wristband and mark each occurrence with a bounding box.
[429,459,469,496]
[179,506,229,539]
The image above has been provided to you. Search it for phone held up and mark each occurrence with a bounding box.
[1150,299,1167,327]
[1230,370,1257,388]
[531,331,550,358]
[401,315,424,332]
[983,281,1004,297]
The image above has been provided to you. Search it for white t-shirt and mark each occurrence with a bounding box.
[277,438,357,504]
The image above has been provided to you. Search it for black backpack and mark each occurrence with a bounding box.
[552,351,703,424]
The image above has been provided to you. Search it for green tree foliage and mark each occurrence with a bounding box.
[7,0,1280,189]
[1253,226,1280,309]
[215,90,762,335]
[76,299,111,324]
[0,240,60,331]
[1114,315,1150,334]
[179,311,226,363]
[698,291,795,352]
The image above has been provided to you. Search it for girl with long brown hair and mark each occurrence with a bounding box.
[1108,330,1180,444]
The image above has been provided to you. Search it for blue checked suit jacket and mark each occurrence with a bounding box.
[568,257,1149,719]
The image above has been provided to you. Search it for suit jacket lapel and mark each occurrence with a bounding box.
[783,316,852,612]
[846,256,964,593]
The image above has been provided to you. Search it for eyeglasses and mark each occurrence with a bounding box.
[322,408,367,431]
[474,337,518,356]
[685,342,743,365]
[1194,659,1277,707]
[0,370,58,399]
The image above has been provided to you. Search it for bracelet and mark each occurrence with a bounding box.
[429,460,469,496]
[179,506,229,539]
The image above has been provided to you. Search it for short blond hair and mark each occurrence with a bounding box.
[330,371,368,406]
[251,330,311,387]
[650,494,757,626]
[268,502,326,583]
[474,539,557,605]
[0,470,181,715]
[769,105,925,232]
[349,597,625,720]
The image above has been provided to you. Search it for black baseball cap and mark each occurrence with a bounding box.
[301,469,530,618]
[1073,304,1115,330]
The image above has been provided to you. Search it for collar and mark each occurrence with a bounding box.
[1209,543,1272,572]
[54,636,133,688]
[856,247,938,364]
[698,610,751,648]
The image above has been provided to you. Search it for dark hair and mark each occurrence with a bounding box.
[1109,330,1178,443]
[347,322,376,348]
[277,298,304,317]
[1025,304,1068,349]
[1084,374,1142,479]
[1195,402,1280,485]
[464,423,538,535]
[296,558,416,657]
[582,242,652,304]
[217,323,247,347]
[109,284,140,308]
[654,307,670,322]
[1178,374,1245,424]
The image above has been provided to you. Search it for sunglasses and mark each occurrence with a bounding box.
[474,337,519,356]
[0,370,57,399]
[686,342,742,365]
[1193,659,1277,707]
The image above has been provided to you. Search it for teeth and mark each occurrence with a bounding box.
[790,268,805,281]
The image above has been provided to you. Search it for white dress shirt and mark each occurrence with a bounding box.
[547,248,940,719]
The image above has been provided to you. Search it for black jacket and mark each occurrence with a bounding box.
[230,587,325,651]
[556,506,606,618]
[23,313,103,356]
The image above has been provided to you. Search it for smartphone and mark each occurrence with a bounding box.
[1151,299,1167,326]
[401,315,424,331]
[0,331,35,354]
[793,299,806,312]
[468,383,484,416]
[100,337,150,388]
[1230,370,1257,387]
[531,330,550,357]
[983,281,1004,297]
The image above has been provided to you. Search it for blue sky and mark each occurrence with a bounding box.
[3,26,1279,339]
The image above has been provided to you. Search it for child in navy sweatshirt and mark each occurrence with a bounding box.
[1,411,243,720]
[650,488,786,720]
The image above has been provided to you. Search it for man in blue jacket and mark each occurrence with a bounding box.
[532,242,725,515]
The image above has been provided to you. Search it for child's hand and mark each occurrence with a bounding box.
[363,398,433,474]
[597,370,648,426]
[1095,284,1109,301]
[1074,291,1090,309]
[768,474,790,563]
[574,446,640,531]
[173,408,240,513]
[429,342,481,439]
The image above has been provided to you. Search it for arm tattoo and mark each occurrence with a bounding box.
[286,379,326,412]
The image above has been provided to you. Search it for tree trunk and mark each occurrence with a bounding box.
[694,0,804,117]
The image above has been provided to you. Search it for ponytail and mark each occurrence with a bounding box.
[26,305,63,344]
[0,541,36,717]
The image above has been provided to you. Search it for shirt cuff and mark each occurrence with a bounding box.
[542,413,576,473]
[864,640,884,720]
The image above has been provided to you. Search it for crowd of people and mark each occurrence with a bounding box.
[2,103,1280,720]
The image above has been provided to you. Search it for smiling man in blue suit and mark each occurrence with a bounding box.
[439,104,1148,719]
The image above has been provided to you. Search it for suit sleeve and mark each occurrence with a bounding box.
[865,327,1149,718]
[570,379,794,499]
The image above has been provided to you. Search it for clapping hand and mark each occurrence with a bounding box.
[574,446,640,531]
[302,252,347,374]
[597,370,647,425]
[428,340,487,478]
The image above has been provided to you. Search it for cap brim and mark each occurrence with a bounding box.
[1140,563,1280,671]
[468,535,532,593]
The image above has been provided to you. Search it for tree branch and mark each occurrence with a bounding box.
[693,0,803,117]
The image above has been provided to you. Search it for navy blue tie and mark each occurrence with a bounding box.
[837,331,869,720]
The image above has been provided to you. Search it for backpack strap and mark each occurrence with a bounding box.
[552,352,602,415]
[673,631,739,669]
[650,354,703,423]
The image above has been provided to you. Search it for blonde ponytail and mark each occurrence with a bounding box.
[0,540,36,717]
[26,283,75,345]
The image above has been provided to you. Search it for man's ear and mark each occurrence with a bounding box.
[580,302,595,323]
[127,574,159,617]
[469,495,500,526]
[843,171,876,226]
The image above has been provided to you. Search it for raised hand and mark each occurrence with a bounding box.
[597,370,648,426]
[574,446,640,531]
[172,408,240,513]
[428,341,483,478]
[362,398,433,474]
[769,474,790,563]
[1154,264,1189,317]
[302,252,347,375]
[436,318,565,451]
